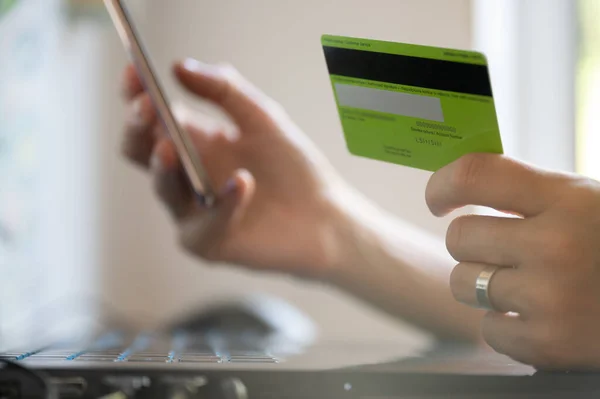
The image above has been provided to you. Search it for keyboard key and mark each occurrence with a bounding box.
[178,355,221,363]
[228,357,278,363]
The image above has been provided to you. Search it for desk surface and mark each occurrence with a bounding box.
[350,345,536,375]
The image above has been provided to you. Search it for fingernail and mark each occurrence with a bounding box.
[221,178,238,196]
[182,58,218,76]
[183,58,205,71]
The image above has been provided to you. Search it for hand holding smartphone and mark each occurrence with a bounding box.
[103,0,216,206]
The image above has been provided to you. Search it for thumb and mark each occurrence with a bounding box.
[215,168,255,226]
[178,169,255,261]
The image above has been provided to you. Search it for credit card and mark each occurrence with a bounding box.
[321,34,503,171]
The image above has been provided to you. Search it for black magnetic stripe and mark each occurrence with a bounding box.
[323,46,493,97]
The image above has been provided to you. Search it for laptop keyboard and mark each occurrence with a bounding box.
[0,331,280,364]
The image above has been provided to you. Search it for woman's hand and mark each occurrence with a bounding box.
[121,59,349,278]
[427,153,600,370]
[119,59,490,345]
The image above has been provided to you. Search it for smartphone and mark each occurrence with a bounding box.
[103,0,216,207]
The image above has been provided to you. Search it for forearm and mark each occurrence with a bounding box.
[326,187,485,343]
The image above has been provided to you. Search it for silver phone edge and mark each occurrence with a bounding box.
[103,0,216,207]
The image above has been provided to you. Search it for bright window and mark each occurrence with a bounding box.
[472,0,577,173]
[576,0,600,179]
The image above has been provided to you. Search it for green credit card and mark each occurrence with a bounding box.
[321,34,503,171]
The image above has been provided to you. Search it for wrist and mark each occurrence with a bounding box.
[318,184,389,286]
[321,189,485,343]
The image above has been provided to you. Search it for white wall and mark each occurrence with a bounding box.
[96,0,473,345]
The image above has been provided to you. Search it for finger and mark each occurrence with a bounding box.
[446,214,527,266]
[151,122,239,219]
[178,169,255,261]
[121,64,144,101]
[426,154,561,218]
[183,123,241,187]
[122,93,157,167]
[481,312,538,365]
[151,139,194,220]
[450,262,525,314]
[174,59,275,129]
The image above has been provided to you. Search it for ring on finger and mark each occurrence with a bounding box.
[475,266,499,311]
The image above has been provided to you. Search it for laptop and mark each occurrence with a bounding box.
[2,322,600,398]
[2,0,600,396]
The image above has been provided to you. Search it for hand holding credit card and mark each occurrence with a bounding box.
[322,35,503,171]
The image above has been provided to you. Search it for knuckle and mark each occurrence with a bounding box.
[451,153,488,193]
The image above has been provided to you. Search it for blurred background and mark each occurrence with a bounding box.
[0,0,597,351]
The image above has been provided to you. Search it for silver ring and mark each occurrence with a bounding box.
[475,266,499,310]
